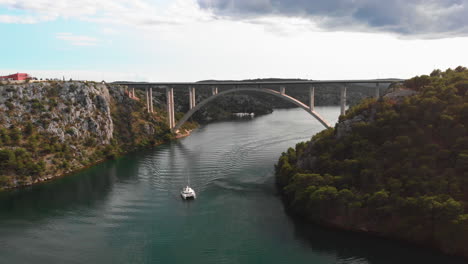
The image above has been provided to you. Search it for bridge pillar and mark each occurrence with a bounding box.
[309,86,315,111]
[166,87,175,129]
[188,87,194,110]
[375,83,380,99]
[132,88,135,98]
[145,87,150,113]
[189,87,196,109]
[280,86,286,95]
[149,87,153,113]
[211,86,218,95]
[340,85,347,116]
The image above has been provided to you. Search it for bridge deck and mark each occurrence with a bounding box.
[113,79,404,87]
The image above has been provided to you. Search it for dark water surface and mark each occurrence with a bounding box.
[0,108,465,264]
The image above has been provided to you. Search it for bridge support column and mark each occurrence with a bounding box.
[166,87,175,129]
[149,87,153,113]
[211,86,218,95]
[340,85,347,116]
[145,87,150,113]
[375,83,380,99]
[309,86,315,111]
[132,88,135,98]
[188,87,194,110]
[280,86,286,95]
[191,87,196,108]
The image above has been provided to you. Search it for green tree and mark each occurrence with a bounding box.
[9,127,21,144]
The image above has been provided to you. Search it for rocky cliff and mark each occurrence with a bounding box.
[0,82,114,144]
[0,81,181,190]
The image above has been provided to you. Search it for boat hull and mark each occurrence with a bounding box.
[181,186,196,200]
[181,192,196,200]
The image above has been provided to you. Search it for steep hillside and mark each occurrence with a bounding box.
[276,67,468,257]
[0,81,192,190]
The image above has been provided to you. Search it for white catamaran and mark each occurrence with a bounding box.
[181,174,196,200]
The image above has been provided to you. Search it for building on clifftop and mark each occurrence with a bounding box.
[0,73,32,81]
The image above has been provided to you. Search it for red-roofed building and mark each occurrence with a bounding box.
[0,73,31,81]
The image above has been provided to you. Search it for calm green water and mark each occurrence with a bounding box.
[0,108,465,264]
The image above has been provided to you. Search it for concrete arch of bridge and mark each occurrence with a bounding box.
[173,87,332,132]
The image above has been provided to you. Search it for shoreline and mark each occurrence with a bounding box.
[175,129,194,139]
[280,196,468,261]
[1,157,108,192]
[1,138,183,192]
[1,128,198,192]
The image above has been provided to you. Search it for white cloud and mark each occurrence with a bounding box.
[0,13,54,23]
[0,0,212,27]
[0,14,35,23]
[55,32,99,46]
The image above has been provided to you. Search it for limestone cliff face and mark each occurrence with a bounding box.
[0,82,113,145]
[0,81,172,189]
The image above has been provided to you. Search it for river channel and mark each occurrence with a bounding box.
[0,107,465,264]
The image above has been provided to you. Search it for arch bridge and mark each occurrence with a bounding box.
[113,80,403,132]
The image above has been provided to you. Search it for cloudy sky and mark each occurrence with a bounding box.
[0,0,467,81]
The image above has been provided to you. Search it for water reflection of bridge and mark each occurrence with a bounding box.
[113,79,403,131]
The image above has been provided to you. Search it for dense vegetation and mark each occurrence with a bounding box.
[276,67,468,257]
